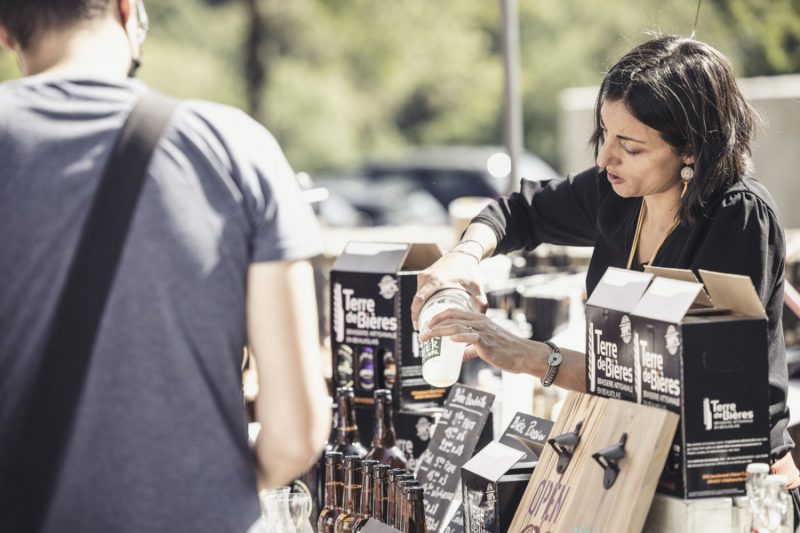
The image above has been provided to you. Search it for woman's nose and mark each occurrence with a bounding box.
[596,141,614,169]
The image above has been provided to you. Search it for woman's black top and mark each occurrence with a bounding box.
[473,166,790,459]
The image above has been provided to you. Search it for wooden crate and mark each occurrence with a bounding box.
[643,494,733,533]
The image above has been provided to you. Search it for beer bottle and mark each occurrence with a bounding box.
[365,389,408,469]
[334,456,362,533]
[393,476,417,529]
[317,451,344,533]
[402,486,428,533]
[333,387,368,459]
[352,459,378,531]
[385,469,407,527]
[370,464,390,523]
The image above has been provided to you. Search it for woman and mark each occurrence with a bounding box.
[412,35,798,494]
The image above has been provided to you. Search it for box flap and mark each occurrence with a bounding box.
[401,242,443,271]
[462,441,527,482]
[631,276,704,323]
[331,242,410,273]
[698,270,767,318]
[586,267,653,312]
[644,266,714,308]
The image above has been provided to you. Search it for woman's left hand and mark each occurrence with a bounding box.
[418,307,534,374]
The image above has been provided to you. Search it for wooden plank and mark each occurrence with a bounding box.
[509,391,679,533]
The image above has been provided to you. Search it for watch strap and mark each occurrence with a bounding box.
[540,340,561,388]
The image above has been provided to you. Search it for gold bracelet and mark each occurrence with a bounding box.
[454,239,485,258]
[444,249,480,262]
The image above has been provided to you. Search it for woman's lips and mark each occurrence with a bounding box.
[607,171,624,184]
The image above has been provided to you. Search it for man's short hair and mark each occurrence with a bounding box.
[0,0,112,49]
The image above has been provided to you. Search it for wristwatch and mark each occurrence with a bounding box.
[540,340,562,387]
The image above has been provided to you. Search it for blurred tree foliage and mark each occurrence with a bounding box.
[0,0,798,172]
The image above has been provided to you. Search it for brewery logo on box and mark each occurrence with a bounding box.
[703,398,755,431]
[665,324,681,355]
[378,275,398,299]
[619,314,632,344]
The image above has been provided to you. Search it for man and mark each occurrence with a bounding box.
[0,0,331,531]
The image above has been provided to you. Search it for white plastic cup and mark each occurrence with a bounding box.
[419,288,474,387]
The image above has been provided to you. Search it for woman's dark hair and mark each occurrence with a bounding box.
[0,0,112,49]
[590,35,757,224]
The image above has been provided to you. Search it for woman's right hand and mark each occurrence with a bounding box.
[411,252,488,330]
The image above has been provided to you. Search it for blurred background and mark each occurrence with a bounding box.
[4,0,799,350]
[2,0,797,188]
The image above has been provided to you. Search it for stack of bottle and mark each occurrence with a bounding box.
[732,462,793,533]
[317,386,427,532]
[317,453,428,533]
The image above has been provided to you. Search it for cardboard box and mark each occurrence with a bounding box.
[330,242,447,408]
[461,413,552,533]
[585,268,654,402]
[631,268,770,498]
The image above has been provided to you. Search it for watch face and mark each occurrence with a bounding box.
[548,352,563,365]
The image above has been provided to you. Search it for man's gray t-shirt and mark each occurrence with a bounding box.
[0,77,322,532]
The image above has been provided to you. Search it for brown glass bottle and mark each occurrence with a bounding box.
[385,469,407,528]
[333,388,368,460]
[333,456,362,533]
[392,475,416,529]
[365,389,408,469]
[402,486,428,533]
[370,464,390,523]
[351,459,378,531]
[395,480,420,529]
[318,451,344,533]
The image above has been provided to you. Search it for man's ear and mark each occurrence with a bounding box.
[0,23,17,50]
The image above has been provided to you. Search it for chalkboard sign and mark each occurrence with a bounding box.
[497,412,553,465]
[418,384,494,532]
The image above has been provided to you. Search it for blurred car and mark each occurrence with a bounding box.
[311,145,559,227]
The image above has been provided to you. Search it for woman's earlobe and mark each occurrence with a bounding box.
[0,24,17,50]
[118,0,132,26]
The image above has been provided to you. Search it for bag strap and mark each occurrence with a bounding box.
[0,91,179,532]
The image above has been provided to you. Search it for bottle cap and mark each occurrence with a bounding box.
[746,463,770,474]
[344,455,363,468]
[325,451,343,462]
[362,459,379,471]
[374,389,392,401]
[336,387,355,398]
